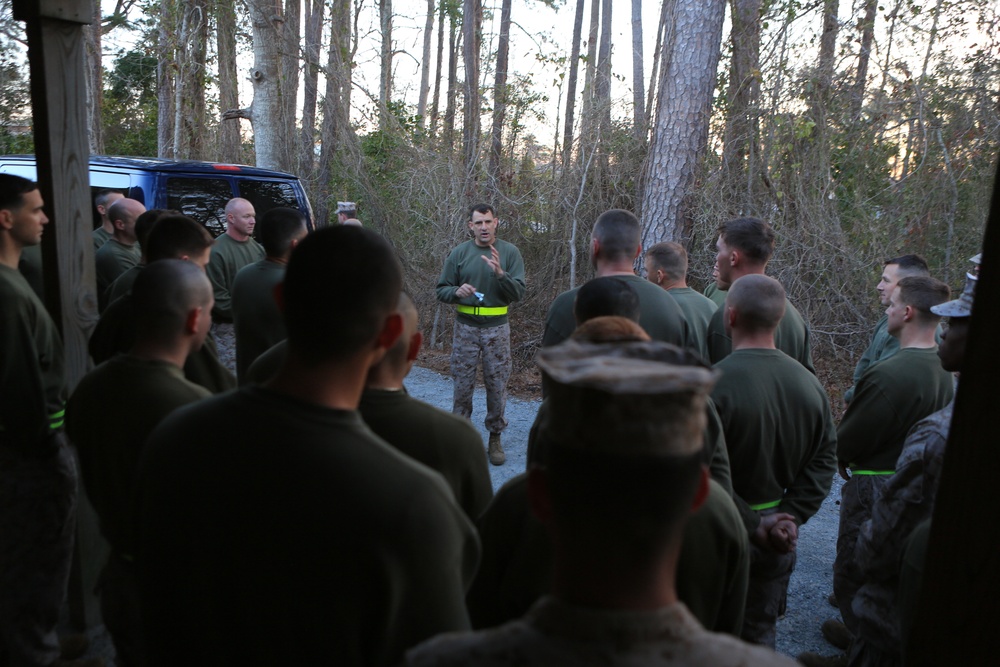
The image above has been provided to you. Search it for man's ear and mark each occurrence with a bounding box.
[726,303,738,330]
[375,311,403,352]
[273,282,284,313]
[591,237,600,257]
[113,218,125,231]
[689,466,710,514]
[0,208,13,231]
[728,248,741,268]
[903,304,915,323]
[632,243,642,260]
[406,331,423,362]
[184,306,203,335]
[655,268,665,286]
[527,465,553,525]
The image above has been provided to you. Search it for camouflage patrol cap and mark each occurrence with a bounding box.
[931,273,976,318]
[336,201,357,214]
[534,340,718,457]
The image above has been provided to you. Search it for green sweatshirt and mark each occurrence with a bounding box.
[837,347,953,471]
[436,239,526,328]
[711,348,837,532]
[0,264,66,449]
[207,233,266,323]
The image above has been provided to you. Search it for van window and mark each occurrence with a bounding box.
[238,180,301,219]
[166,177,235,237]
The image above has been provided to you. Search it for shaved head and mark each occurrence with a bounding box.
[133,259,213,343]
[727,274,786,332]
[108,198,146,227]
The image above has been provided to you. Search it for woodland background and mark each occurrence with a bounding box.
[1,0,997,395]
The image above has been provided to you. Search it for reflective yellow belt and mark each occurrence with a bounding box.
[850,469,895,476]
[456,305,509,316]
[749,499,781,511]
[48,408,65,431]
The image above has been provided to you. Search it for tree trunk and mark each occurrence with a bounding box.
[812,0,838,121]
[595,0,612,171]
[233,0,297,173]
[216,0,242,163]
[430,0,446,135]
[851,0,877,120]
[317,0,353,225]
[487,0,512,192]
[85,1,103,153]
[379,0,393,129]
[281,0,301,166]
[157,0,176,157]
[417,0,435,126]
[173,0,208,160]
[561,0,585,169]
[640,0,727,246]
[462,0,481,190]
[578,0,600,154]
[721,0,762,212]
[631,0,644,140]
[443,10,459,150]
[299,0,324,175]
[645,0,671,129]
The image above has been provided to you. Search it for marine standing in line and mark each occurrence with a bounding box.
[436,204,526,466]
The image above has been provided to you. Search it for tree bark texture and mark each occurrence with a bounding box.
[640,0,726,246]
[560,0,585,169]
[429,0,446,134]
[852,0,877,120]
[721,0,762,213]
[173,0,208,160]
[157,0,176,157]
[487,0,512,193]
[85,0,103,153]
[630,0,645,140]
[281,0,301,156]
[461,0,481,191]
[578,0,600,154]
[417,0,434,126]
[216,0,242,163]
[379,0,392,128]
[243,0,297,173]
[443,9,459,150]
[299,0,324,175]
[317,0,352,224]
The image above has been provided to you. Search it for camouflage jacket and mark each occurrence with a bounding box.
[851,397,954,651]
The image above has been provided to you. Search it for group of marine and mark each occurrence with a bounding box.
[0,174,973,667]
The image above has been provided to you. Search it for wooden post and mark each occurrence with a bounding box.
[13,0,106,629]
[907,160,1000,663]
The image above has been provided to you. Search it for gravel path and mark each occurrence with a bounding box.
[406,364,847,662]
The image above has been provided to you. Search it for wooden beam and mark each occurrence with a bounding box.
[21,9,106,629]
[907,160,1000,663]
[12,0,92,24]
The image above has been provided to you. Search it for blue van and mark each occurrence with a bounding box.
[0,155,315,236]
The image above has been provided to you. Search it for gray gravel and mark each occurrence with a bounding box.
[406,364,847,662]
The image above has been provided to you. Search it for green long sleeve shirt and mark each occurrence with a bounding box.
[0,264,66,449]
[436,239,526,328]
[711,348,837,532]
[207,233,266,323]
[837,347,953,471]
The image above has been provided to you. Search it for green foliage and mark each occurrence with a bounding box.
[102,48,159,156]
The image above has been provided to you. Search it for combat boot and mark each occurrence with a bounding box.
[821,618,852,650]
[488,432,505,466]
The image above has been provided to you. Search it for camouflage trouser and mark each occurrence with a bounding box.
[0,437,79,667]
[741,524,797,648]
[99,553,146,667]
[211,322,237,375]
[834,474,889,634]
[450,321,511,434]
